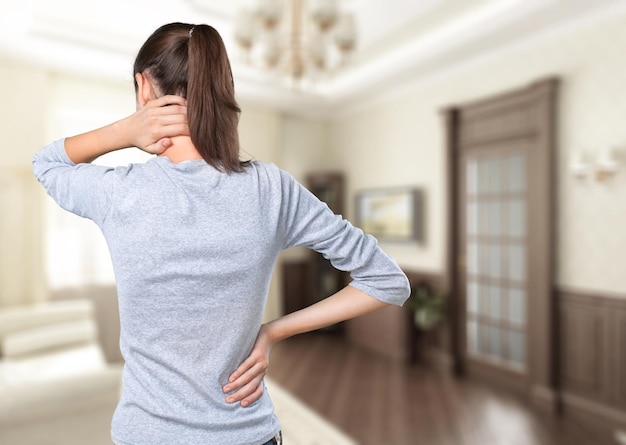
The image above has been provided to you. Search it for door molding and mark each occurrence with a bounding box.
[443,77,560,412]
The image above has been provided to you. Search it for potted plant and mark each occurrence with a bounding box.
[407,283,446,331]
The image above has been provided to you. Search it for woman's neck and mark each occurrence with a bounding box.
[158,136,203,163]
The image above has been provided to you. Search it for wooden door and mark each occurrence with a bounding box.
[445,78,559,407]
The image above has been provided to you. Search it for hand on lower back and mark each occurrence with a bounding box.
[223,324,274,407]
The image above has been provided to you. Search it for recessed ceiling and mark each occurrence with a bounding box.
[1,0,624,116]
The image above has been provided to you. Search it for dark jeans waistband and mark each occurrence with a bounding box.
[262,430,282,445]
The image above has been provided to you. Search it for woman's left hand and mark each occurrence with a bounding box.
[223,324,275,408]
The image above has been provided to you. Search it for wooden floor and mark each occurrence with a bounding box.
[267,331,617,445]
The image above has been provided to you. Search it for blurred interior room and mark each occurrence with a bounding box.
[1,0,626,444]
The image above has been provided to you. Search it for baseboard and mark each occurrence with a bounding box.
[530,385,560,415]
[562,392,626,430]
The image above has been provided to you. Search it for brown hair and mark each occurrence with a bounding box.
[133,22,243,173]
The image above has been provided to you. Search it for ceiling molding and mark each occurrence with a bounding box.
[1,0,624,119]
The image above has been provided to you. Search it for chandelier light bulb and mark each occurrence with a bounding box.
[257,0,283,30]
[310,0,339,32]
[234,10,256,50]
[290,51,305,79]
[262,32,282,68]
[334,13,356,53]
[310,32,327,70]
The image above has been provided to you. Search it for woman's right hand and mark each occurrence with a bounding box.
[223,324,276,408]
[65,95,188,164]
[124,95,189,154]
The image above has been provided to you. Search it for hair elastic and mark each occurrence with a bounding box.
[189,27,195,38]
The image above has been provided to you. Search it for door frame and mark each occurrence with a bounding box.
[443,78,560,412]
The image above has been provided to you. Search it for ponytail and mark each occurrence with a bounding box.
[134,23,243,173]
[188,25,242,173]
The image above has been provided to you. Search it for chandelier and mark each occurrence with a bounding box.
[233,0,357,86]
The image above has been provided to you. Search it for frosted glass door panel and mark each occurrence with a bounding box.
[507,288,526,326]
[507,245,526,282]
[479,285,490,317]
[509,330,526,369]
[489,326,502,361]
[507,155,526,192]
[478,323,490,356]
[467,320,478,355]
[467,282,479,314]
[467,202,477,235]
[489,286,502,319]
[478,243,489,276]
[478,202,489,236]
[464,152,528,371]
[488,158,502,193]
[478,160,490,194]
[489,201,502,236]
[467,160,478,194]
[489,244,501,278]
[467,242,478,275]
[507,200,526,238]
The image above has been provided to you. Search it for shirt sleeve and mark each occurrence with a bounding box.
[32,138,116,226]
[279,169,410,306]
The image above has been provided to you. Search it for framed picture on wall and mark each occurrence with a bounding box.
[355,187,423,242]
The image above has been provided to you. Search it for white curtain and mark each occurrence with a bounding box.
[0,168,46,307]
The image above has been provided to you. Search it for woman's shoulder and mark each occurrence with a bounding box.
[245,159,276,170]
[245,160,299,183]
[243,161,304,195]
[244,160,281,178]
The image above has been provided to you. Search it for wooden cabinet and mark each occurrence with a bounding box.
[281,259,311,316]
[306,173,344,216]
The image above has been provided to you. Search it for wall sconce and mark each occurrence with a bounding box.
[570,152,590,180]
[595,151,619,181]
[570,150,620,182]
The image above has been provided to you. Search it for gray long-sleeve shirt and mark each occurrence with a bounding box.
[33,139,410,445]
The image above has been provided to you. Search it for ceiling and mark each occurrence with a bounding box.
[1,0,625,116]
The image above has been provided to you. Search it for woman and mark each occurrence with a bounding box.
[33,22,410,445]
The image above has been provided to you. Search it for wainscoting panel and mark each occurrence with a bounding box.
[559,295,608,401]
[614,306,626,410]
[558,289,626,426]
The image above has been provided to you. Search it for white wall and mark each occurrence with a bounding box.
[277,114,333,181]
[329,11,626,296]
[238,104,281,163]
